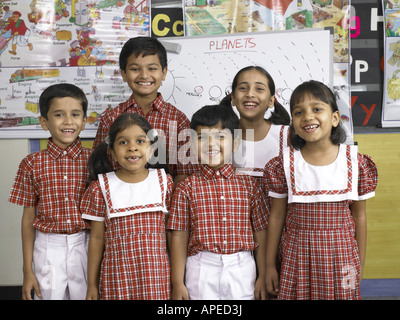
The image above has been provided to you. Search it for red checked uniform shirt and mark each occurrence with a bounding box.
[93,93,198,177]
[168,163,269,256]
[8,138,92,234]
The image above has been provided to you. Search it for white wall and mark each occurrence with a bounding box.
[0,139,30,286]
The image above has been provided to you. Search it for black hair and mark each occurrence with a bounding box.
[39,83,88,119]
[190,104,239,137]
[88,113,168,181]
[221,65,290,125]
[119,36,167,72]
[289,80,347,149]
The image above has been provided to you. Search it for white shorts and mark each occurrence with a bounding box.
[33,230,89,300]
[185,250,256,300]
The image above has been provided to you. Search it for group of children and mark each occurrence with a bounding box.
[8,37,378,301]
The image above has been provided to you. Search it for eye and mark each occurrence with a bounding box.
[292,109,302,116]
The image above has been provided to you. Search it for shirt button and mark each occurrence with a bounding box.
[63,151,67,155]
[222,240,227,245]
[220,195,225,200]
[65,197,68,201]
[222,217,227,221]
[66,219,71,224]
[64,176,68,180]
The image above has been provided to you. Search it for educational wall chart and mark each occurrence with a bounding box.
[158,28,335,128]
[183,0,353,138]
[382,0,400,127]
[0,0,150,138]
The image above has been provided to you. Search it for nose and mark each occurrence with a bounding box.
[139,68,149,78]
[246,87,256,98]
[63,114,73,124]
[303,109,314,121]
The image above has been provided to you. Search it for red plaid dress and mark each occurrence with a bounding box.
[81,169,173,300]
[264,144,378,300]
[168,164,268,257]
[8,138,92,234]
[93,93,198,177]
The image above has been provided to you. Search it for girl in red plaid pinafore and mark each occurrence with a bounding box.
[81,114,173,300]
[264,81,378,300]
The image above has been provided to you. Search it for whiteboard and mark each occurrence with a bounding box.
[159,28,333,119]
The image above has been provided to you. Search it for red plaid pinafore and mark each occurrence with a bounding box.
[81,169,173,300]
[264,145,378,300]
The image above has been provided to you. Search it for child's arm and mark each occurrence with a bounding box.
[266,197,288,296]
[350,200,367,282]
[253,229,267,300]
[86,220,105,300]
[170,230,189,300]
[21,207,41,300]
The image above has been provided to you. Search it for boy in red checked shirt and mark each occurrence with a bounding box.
[168,104,269,300]
[9,84,92,300]
[93,36,197,185]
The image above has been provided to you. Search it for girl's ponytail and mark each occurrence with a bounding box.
[269,99,291,125]
[87,142,113,183]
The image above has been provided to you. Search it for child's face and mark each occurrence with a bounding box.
[39,97,86,149]
[194,122,235,170]
[111,124,152,178]
[291,94,340,146]
[121,53,167,101]
[231,69,275,121]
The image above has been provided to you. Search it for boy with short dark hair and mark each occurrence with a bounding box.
[93,36,196,183]
[168,104,268,300]
[9,83,92,300]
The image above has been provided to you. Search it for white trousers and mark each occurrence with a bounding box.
[185,250,256,300]
[33,230,89,300]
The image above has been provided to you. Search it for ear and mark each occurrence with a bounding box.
[81,116,87,131]
[232,134,241,153]
[162,66,168,81]
[332,111,340,128]
[268,95,276,108]
[230,93,236,107]
[120,69,127,82]
[39,116,49,131]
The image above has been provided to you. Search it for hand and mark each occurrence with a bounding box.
[266,266,280,296]
[172,283,189,300]
[86,285,99,300]
[22,270,41,300]
[254,277,267,300]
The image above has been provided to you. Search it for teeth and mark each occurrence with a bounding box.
[138,82,152,86]
[304,125,318,131]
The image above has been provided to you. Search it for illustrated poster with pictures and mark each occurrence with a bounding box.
[183,0,353,141]
[382,0,400,127]
[0,0,150,139]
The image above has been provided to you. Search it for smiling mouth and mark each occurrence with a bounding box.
[137,82,153,86]
[127,156,141,162]
[303,124,319,132]
[243,102,258,109]
[61,129,75,134]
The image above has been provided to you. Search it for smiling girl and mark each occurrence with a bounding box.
[263,80,378,300]
[81,113,173,300]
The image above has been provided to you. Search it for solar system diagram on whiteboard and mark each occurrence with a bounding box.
[159,28,334,121]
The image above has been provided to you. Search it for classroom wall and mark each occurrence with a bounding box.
[355,132,400,279]
[0,140,29,285]
[0,132,399,286]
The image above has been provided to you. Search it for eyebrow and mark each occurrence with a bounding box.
[238,81,267,87]
[50,108,83,113]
